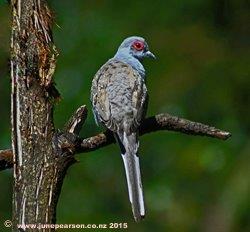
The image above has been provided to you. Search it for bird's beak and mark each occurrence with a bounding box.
[145,51,156,59]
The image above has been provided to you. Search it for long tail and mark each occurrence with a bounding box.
[116,132,145,222]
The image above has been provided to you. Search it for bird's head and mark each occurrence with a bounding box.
[116,36,156,61]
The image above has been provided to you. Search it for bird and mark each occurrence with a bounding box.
[90,36,155,222]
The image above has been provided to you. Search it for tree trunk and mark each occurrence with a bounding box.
[10,0,68,230]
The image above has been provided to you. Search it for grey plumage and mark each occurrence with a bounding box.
[91,36,155,222]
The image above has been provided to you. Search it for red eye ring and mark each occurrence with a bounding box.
[132,41,144,51]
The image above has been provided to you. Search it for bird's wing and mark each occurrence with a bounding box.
[91,61,111,126]
[91,60,147,133]
[130,73,148,131]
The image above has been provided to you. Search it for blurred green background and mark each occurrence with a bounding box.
[0,0,249,231]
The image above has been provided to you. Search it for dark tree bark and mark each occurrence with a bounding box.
[10,0,69,230]
[0,1,231,231]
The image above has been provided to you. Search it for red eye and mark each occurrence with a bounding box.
[132,41,144,51]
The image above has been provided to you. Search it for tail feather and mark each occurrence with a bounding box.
[118,132,145,222]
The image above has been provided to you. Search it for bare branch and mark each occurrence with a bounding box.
[140,114,231,140]
[54,105,88,154]
[76,113,231,154]
[0,112,231,171]
[64,105,88,134]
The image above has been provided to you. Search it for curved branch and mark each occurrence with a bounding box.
[76,113,231,154]
[141,114,231,140]
[0,112,231,171]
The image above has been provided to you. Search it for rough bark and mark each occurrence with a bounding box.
[10,0,66,230]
